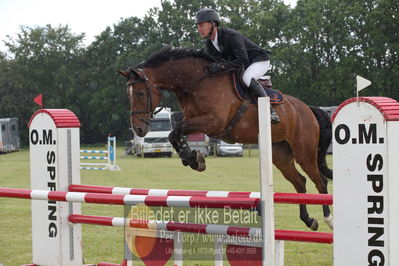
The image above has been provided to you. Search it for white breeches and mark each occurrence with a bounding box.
[242,60,270,87]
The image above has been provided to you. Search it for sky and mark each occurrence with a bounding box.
[0,0,297,52]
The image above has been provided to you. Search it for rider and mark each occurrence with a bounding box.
[195,8,280,124]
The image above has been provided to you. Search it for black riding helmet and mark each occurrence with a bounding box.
[195,8,220,24]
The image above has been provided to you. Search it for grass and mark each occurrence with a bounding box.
[0,147,333,265]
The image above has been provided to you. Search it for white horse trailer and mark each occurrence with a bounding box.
[0,118,20,153]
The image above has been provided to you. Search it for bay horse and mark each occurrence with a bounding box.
[119,46,333,231]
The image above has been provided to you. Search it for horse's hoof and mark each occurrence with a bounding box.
[310,218,319,231]
[324,215,333,230]
[190,150,206,172]
[196,161,206,172]
[181,150,197,167]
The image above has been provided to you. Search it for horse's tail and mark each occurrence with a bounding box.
[309,106,333,180]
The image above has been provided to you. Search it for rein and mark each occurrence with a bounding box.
[159,72,209,108]
[126,67,210,124]
[153,66,231,109]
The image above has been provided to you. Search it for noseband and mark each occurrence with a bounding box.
[126,68,161,125]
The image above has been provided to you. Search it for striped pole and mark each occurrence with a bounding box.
[69,184,261,198]
[273,193,332,205]
[68,214,333,244]
[80,150,109,154]
[0,188,260,210]
[68,184,332,205]
[80,156,109,160]
[80,167,109,171]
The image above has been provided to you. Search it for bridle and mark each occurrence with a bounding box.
[126,68,161,125]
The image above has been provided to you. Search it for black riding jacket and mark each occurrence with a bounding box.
[204,27,269,70]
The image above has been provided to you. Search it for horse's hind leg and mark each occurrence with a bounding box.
[272,142,319,231]
[293,147,333,230]
[297,159,333,229]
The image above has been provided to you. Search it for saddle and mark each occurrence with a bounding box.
[211,73,284,142]
[232,73,284,104]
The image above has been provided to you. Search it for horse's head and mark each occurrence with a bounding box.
[119,68,161,137]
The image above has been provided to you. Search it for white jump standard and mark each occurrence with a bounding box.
[28,109,82,265]
[332,97,399,266]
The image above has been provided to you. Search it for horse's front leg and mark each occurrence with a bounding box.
[169,124,206,171]
[168,115,219,172]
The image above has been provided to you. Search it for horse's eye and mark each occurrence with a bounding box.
[135,91,145,97]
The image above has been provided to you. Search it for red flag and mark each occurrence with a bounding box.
[33,94,43,108]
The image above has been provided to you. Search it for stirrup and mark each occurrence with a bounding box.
[270,107,280,124]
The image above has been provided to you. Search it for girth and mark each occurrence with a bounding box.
[209,96,251,143]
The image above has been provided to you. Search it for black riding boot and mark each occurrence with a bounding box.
[249,78,280,124]
[249,78,267,97]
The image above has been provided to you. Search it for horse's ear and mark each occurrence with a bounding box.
[118,70,130,78]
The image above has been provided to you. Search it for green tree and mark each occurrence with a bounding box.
[273,0,398,105]
[273,0,355,105]
[80,27,127,143]
[0,25,86,144]
[349,0,399,98]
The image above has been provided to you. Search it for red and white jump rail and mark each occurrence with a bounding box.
[1,184,332,209]
[68,214,333,244]
[67,213,332,266]
[69,184,261,198]
[69,184,333,205]
[0,187,260,209]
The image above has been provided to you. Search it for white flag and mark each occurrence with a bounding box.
[356,75,371,92]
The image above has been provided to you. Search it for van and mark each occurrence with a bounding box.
[128,108,174,157]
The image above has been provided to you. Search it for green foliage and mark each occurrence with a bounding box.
[273,0,398,105]
[0,25,86,143]
[0,0,397,144]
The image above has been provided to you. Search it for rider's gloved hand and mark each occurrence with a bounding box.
[206,63,226,74]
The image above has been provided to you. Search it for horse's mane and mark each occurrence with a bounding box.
[137,46,218,68]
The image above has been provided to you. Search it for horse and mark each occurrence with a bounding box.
[119,46,333,231]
